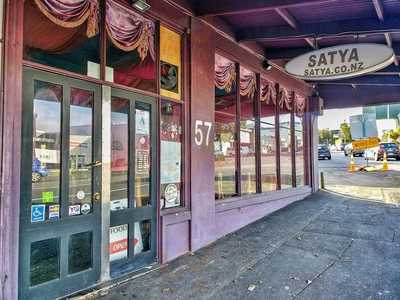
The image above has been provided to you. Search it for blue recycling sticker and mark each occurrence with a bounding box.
[31,205,46,223]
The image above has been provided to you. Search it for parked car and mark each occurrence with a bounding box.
[372,143,400,161]
[32,158,49,183]
[344,143,364,157]
[318,144,331,160]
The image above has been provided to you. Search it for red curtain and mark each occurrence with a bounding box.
[261,78,277,105]
[215,54,236,93]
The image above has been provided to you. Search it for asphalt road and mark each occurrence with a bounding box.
[318,152,400,203]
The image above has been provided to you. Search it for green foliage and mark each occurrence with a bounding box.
[340,122,352,143]
[319,128,333,144]
[383,128,400,144]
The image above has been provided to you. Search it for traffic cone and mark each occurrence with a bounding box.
[382,151,389,171]
[348,154,356,172]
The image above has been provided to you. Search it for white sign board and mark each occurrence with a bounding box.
[285,43,395,80]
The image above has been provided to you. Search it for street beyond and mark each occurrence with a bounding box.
[319,152,400,204]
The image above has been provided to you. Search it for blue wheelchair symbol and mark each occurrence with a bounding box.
[31,205,45,223]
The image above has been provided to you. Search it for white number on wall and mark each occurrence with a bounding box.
[194,120,213,146]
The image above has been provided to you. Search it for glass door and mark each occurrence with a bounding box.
[19,68,102,300]
[109,88,158,277]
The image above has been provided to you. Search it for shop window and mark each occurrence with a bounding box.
[23,0,100,77]
[214,54,238,200]
[68,231,93,274]
[106,0,156,92]
[160,100,183,208]
[279,88,293,189]
[240,67,257,195]
[294,95,306,187]
[134,220,151,254]
[260,78,277,192]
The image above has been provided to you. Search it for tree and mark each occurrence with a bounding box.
[340,122,352,143]
[319,128,333,144]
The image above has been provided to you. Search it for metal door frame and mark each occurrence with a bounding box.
[19,68,102,300]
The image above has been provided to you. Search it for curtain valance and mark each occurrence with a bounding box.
[106,0,155,61]
[294,94,306,117]
[240,67,257,100]
[261,78,276,105]
[279,87,293,111]
[215,54,236,93]
[34,0,99,38]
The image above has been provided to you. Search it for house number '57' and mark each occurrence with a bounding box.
[194,120,212,146]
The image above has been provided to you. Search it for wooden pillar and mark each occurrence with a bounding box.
[190,18,216,251]
[0,1,23,299]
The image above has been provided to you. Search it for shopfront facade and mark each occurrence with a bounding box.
[0,1,314,299]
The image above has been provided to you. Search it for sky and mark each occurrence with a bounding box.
[318,107,363,130]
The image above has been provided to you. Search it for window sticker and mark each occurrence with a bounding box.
[76,190,85,200]
[69,205,81,216]
[42,191,54,203]
[48,205,60,220]
[31,205,46,223]
[161,61,178,93]
[164,184,179,208]
[81,203,91,215]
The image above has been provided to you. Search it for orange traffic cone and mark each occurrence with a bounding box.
[348,154,356,172]
[382,151,389,171]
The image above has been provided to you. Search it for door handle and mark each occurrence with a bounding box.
[93,192,101,202]
[85,160,102,168]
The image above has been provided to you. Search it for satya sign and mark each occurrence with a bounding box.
[284,44,395,81]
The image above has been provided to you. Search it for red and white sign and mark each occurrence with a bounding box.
[109,224,128,262]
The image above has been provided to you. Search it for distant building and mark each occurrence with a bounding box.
[362,104,400,138]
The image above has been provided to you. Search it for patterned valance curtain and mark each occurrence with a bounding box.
[294,94,306,117]
[261,78,276,105]
[32,0,155,61]
[34,0,99,38]
[240,67,257,100]
[106,0,155,61]
[215,54,236,93]
[279,86,293,111]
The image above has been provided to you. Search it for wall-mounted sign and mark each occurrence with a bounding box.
[285,43,395,81]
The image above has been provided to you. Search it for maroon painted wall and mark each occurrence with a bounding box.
[190,18,217,251]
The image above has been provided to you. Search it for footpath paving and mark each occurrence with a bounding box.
[79,191,400,300]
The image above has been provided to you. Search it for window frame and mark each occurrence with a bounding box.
[214,54,309,202]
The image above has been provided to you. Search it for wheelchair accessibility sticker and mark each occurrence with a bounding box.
[31,205,46,223]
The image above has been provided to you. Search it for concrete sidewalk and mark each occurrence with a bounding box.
[80,191,400,300]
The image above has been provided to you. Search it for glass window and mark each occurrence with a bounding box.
[240,67,257,195]
[279,90,293,189]
[24,0,100,77]
[109,224,128,262]
[111,98,129,211]
[134,220,151,255]
[30,238,60,286]
[260,80,277,192]
[135,107,151,207]
[295,115,305,186]
[160,100,183,208]
[106,1,156,92]
[69,88,94,216]
[214,54,237,200]
[32,81,62,222]
[68,231,93,274]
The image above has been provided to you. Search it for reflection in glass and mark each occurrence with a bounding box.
[214,84,237,199]
[295,116,305,186]
[260,112,277,192]
[134,220,151,255]
[111,98,129,211]
[68,231,93,274]
[135,108,151,207]
[69,88,93,216]
[23,1,100,77]
[240,67,257,195]
[30,238,60,286]
[32,80,62,221]
[280,113,292,189]
[160,101,182,209]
